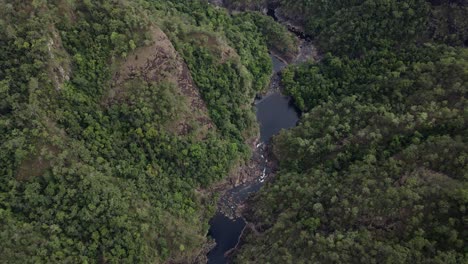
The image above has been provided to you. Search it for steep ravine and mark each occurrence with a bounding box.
[207,53,299,264]
[205,4,317,263]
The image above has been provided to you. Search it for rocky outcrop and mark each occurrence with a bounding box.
[106,26,213,138]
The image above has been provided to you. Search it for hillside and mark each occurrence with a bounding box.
[1,0,466,263]
[0,0,278,262]
[234,0,467,263]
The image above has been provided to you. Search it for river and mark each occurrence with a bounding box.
[206,54,300,264]
[205,3,316,263]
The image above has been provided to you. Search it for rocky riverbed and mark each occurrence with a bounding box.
[205,2,317,263]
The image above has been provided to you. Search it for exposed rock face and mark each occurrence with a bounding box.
[47,27,71,91]
[106,26,213,138]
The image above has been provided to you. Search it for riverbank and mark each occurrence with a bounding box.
[204,2,313,263]
[206,51,299,263]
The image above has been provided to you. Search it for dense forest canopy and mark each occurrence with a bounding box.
[235,0,467,263]
[0,0,289,262]
[0,0,466,263]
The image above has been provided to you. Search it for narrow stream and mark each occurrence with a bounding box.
[206,54,300,264]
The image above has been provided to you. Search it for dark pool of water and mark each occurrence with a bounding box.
[206,54,299,264]
[257,54,299,142]
[271,54,287,72]
[256,93,300,142]
[207,213,246,264]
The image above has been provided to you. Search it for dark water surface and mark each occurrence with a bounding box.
[271,55,287,72]
[256,93,300,142]
[206,54,299,263]
[256,54,299,142]
[207,213,246,264]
